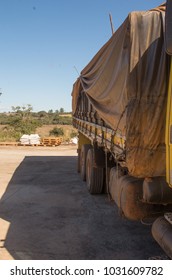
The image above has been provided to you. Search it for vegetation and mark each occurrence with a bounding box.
[0,105,75,142]
[49,127,64,137]
[70,130,78,138]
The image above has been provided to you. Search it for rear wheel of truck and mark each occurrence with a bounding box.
[80,144,91,181]
[86,148,104,194]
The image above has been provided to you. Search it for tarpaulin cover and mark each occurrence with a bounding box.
[71,3,169,178]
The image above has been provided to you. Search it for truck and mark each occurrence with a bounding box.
[71,1,172,259]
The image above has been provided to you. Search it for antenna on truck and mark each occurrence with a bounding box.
[74,66,80,77]
[109,13,115,35]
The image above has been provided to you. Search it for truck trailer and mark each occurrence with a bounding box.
[71,1,172,258]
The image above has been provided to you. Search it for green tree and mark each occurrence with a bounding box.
[11,105,21,113]
[11,104,33,117]
[8,104,41,139]
[37,111,47,118]
[59,108,64,113]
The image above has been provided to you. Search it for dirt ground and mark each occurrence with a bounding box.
[0,144,165,260]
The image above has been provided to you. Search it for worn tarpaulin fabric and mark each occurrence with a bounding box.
[71,3,169,178]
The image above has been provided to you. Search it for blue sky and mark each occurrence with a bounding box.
[0,0,164,112]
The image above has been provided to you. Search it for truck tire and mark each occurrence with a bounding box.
[80,144,91,181]
[86,148,104,194]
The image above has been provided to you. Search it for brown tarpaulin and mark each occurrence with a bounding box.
[71,3,169,178]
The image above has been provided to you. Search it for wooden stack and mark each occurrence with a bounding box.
[41,137,62,146]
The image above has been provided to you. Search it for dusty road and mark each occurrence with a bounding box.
[0,145,165,260]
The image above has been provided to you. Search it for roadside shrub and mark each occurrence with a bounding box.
[70,130,78,138]
[52,116,72,125]
[49,127,64,137]
[0,126,21,141]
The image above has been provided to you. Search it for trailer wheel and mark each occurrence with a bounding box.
[86,148,104,194]
[80,144,91,181]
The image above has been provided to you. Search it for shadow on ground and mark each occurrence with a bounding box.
[0,155,164,260]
